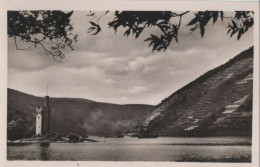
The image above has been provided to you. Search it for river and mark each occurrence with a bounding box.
[7,136,251,162]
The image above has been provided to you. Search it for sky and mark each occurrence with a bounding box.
[8,11,254,105]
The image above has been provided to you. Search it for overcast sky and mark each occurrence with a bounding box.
[8,11,254,105]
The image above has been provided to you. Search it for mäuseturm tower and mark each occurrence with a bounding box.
[36,95,51,135]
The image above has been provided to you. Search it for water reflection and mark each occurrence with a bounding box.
[7,137,252,161]
[39,142,50,160]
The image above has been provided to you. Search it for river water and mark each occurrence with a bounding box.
[7,136,251,162]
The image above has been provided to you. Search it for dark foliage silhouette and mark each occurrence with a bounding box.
[8,10,78,61]
[8,10,254,59]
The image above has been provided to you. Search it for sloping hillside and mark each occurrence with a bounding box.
[140,47,253,137]
[7,89,153,140]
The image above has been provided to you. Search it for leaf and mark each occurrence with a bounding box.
[220,11,224,21]
[148,41,154,48]
[235,12,241,19]
[212,12,218,24]
[237,31,242,40]
[200,24,205,38]
[135,27,143,38]
[91,25,101,35]
[89,21,98,26]
[157,45,166,52]
[244,26,249,32]
[152,42,160,51]
[174,36,179,43]
[172,25,178,34]
[87,27,95,33]
[145,34,161,51]
[88,22,101,35]
[124,29,131,37]
[66,11,73,18]
[201,14,211,26]
[190,25,198,32]
[231,20,237,28]
[230,29,237,38]
[150,34,159,40]
[237,29,243,40]
[227,28,232,34]
[187,17,198,26]
[144,37,152,42]
[87,13,95,17]
[144,36,154,48]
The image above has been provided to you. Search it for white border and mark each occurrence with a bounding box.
[0,0,259,167]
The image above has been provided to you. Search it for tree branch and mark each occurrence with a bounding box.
[14,37,33,50]
[37,41,64,62]
[177,11,190,17]
[177,15,183,29]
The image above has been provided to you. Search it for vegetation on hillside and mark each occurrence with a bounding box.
[157,46,253,108]
[7,88,153,140]
[141,47,253,137]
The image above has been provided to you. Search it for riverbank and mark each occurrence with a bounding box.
[7,134,99,144]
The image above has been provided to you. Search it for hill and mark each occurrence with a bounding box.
[139,47,253,137]
[7,89,153,140]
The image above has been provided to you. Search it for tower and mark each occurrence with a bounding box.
[35,89,51,135]
[43,95,51,133]
[36,106,43,135]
